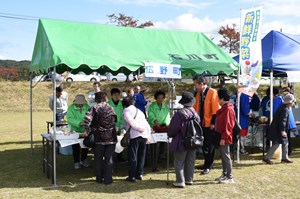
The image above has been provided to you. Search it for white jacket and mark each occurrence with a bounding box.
[122,105,151,139]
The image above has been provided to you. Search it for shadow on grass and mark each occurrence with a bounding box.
[0,140,40,146]
[1,137,299,192]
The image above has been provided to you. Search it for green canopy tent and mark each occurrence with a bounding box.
[30,18,238,185]
[30,19,238,75]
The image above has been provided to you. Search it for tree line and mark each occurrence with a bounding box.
[0,60,30,81]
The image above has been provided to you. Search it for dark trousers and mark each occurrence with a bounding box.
[202,127,215,170]
[56,112,66,121]
[94,144,115,184]
[288,129,292,155]
[72,144,88,163]
[151,143,166,170]
[128,136,147,179]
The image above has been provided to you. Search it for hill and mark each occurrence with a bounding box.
[0,59,30,68]
[0,81,298,112]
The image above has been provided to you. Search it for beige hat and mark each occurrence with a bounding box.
[283,93,296,105]
[74,94,87,104]
[140,85,148,92]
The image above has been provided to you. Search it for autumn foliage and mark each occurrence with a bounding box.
[107,13,154,28]
[218,24,240,54]
[0,67,20,81]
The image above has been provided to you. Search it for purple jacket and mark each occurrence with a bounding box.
[167,107,200,152]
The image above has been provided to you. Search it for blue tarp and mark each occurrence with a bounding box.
[234,30,300,76]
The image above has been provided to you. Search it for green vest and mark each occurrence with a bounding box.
[108,99,124,128]
[66,103,90,132]
[147,102,170,127]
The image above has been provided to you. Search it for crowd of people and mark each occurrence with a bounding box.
[48,75,296,186]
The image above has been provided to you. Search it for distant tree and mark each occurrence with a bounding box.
[218,24,240,54]
[0,67,20,81]
[107,13,154,28]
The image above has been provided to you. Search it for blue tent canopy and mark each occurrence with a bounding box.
[234,30,300,76]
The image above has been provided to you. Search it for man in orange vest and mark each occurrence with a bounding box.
[193,74,220,175]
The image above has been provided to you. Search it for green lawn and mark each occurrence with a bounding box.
[0,112,300,198]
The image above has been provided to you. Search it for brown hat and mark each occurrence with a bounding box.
[140,85,148,92]
[74,94,87,105]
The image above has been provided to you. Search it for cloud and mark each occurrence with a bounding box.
[89,0,212,9]
[243,0,300,17]
[154,13,239,34]
[262,1,300,17]
[153,13,300,45]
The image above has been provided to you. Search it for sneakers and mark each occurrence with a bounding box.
[172,182,185,188]
[125,177,136,183]
[185,181,193,185]
[215,173,226,181]
[136,175,143,181]
[80,159,90,168]
[201,169,210,175]
[263,158,274,165]
[240,149,248,155]
[74,162,81,169]
[219,177,234,184]
[281,159,293,163]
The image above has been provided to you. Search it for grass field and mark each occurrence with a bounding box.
[1,81,300,198]
[0,111,300,199]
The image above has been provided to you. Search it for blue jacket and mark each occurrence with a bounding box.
[261,96,270,117]
[261,95,283,117]
[273,95,283,114]
[231,92,251,128]
[239,93,251,129]
[288,109,297,129]
[135,92,147,115]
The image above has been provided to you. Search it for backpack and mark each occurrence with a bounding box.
[182,110,204,150]
[233,120,241,144]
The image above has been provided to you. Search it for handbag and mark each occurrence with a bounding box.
[121,108,138,148]
[83,132,95,148]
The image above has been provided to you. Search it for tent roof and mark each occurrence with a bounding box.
[30,19,238,75]
[234,30,300,76]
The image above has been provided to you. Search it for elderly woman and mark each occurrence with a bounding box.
[147,90,170,171]
[66,94,90,169]
[168,92,200,188]
[263,93,295,164]
[83,92,117,184]
[122,96,151,182]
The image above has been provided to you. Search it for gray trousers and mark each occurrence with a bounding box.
[265,143,289,160]
[219,144,232,178]
[173,150,196,183]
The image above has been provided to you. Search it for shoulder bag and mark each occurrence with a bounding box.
[121,108,138,147]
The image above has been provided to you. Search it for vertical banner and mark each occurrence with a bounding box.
[240,7,263,95]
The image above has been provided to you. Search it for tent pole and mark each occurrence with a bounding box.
[52,68,57,186]
[270,70,273,123]
[270,70,273,148]
[30,72,33,155]
[236,65,241,163]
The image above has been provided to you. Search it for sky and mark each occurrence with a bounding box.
[1,0,300,61]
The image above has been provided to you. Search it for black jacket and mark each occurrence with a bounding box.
[268,104,289,144]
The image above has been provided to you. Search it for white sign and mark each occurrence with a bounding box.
[240,7,263,92]
[144,62,181,79]
[151,133,172,143]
